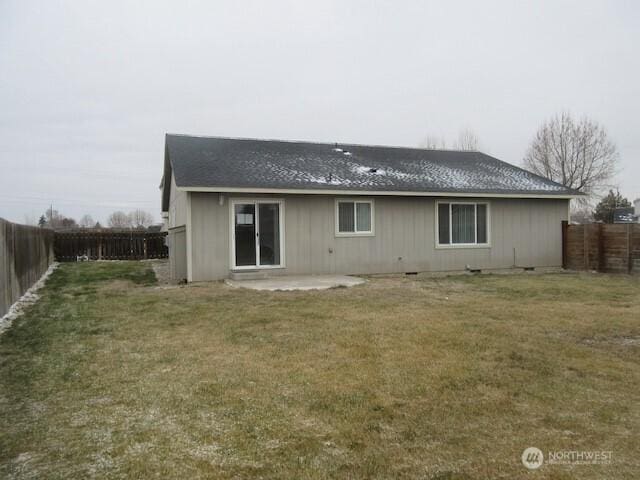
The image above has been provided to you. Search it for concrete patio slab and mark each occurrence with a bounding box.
[224,274,365,291]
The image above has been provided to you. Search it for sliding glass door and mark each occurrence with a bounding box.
[258,203,280,266]
[233,203,256,267]
[232,200,284,269]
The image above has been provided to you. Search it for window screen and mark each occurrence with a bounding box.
[337,201,372,234]
[338,202,355,232]
[438,203,450,244]
[451,204,475,244]
[356,202,371,232]
[438,203,489,246]
[476,204,487,244]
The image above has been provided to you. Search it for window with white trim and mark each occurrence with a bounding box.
[437,202,489,246]
[336,200,374,235]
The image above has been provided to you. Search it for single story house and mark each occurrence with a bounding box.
[160,134,580,282]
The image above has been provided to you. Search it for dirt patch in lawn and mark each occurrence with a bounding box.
[149,259,175,287]
[582,335,640,347]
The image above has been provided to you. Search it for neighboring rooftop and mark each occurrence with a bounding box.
[162,134,580,208]
[613,207,637,224]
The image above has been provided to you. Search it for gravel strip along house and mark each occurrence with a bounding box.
[160,134,581,282]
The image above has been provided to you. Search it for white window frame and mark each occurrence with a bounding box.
[335,198,375,237]
[229,198,286,270]
[435,200,491,249]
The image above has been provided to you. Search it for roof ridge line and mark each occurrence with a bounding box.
[165,133,482,155]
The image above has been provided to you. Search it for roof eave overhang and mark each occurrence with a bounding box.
[161,140,172,212]
[176,186,581,200]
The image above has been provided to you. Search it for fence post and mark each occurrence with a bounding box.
[561,221,568,269]
[597,223,605,272]
[583,224,589,270]
[628,223,633,274]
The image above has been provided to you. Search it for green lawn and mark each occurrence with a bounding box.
[1,262,639,479]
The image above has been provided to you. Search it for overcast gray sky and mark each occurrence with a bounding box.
[1,0,639,224]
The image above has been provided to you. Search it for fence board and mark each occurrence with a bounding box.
[54,230,167,261]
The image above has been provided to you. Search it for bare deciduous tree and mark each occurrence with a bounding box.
[128,209,154,228]
[420,129,482,151]
[79,214,95,228]
[523,113,617,201]
[43,208,76,229]
[420,134,447,150]
[569,204,594,224]
[452,128,480,151]
[107,211,131,228]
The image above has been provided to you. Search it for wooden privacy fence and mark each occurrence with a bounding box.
[1,218,55,317]
[562,221,640,273]
[54,230,168,261]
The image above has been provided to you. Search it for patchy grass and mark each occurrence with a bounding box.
[0,263,639,479]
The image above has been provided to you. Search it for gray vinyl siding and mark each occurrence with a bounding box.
[167,174,188,280]
[191,193,229,278]
[188,192,569,281]
[168,226,187,281]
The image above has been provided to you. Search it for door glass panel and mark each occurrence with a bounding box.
[259,203,280,265]
[234,204,256,266]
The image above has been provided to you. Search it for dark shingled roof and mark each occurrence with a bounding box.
[162,134,579,209]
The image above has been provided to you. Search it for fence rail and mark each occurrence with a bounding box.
[562,221,640,274]
[54,230,168,261]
